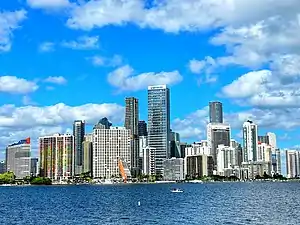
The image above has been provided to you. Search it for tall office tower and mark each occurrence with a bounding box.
[230,139,243,166]
[286,150,300,178]
[6,138,31,179]
[30,158,38,176]
[73,120,85,175]
[275,149,281,174]
[209,101,223,123]
[125,97,139,176]
[148,85,170,175]
[39,133,74,180]
[170,131,181,158]
[267,132,277,148]
[93,120,131,179]
[82,134,93,175]
[242,120,258,162]
[207,123,231,166]
[258,135,269,144]
[138,121,148,136]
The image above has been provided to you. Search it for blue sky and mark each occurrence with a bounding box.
[1,0,300,174]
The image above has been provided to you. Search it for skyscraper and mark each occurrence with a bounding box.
[286,150,300,178]
[242,120,258,162]
[207,123,231,166]
[148,85,170,175]
[209,101,223,123]
[170,131,181,158]
[73,120,85,175]
[138,121,148,136]
[125,97,139,176]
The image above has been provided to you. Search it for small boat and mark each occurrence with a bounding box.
[171,188,183,193]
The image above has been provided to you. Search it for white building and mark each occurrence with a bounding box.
[257,143,272,162]
[6,138,31,179]
[216,145,238,177]
[142,146,156,176]
[286,150,300,178]
[93,124,131,179]
[185,143,210,156]
[267,132,277,149]
[242,120,258,162]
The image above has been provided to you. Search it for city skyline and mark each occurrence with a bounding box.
[1,1,300,177]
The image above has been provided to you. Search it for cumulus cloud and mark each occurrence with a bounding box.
[0,9,27,52]
[107,65,183,92]
[0,76,38,94]
[61,36,99,50]
[44,76,67,85]
[39,42,55,52]
[0,102,124,158]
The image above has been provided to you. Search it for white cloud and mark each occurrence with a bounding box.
[61,36,99,50]
[27,0,70,9]
[0,76,38,94]
[0,10,27,52]
[39,42,55,52]
[88,54,123,67]
[188,57,218,84]
[44,76,67,85]
[107,65,183,92]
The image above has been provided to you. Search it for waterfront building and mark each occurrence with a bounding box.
[125,97,139,176]
[209,101,223,123]
[241,161,272,179]
[139,136,148,170]
[92,121,131,179]
[242,120,258,162]
[142,146,156,176]
[257,143,272,162]
[184,154,214,179]
[162,158,184,181]
[82,134,93,175]
[207,123,231,165]
[30,157,38,176]
[216,145,238,177]
[148,85,170,175]
[39,133,74,180]
[6,138,31,179]
[286,150,300,178]
[185,143,210,156]
[170,131,181,158]
[230,139,243,166]
[73,120,85,175]
[180,142,191,158]
[275,149,281,175]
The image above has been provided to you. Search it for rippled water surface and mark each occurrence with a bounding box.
[0,182,299,225]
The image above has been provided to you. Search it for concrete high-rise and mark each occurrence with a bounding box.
[82,134,93,175]
[125,97,139,176]
[242,120,258,162]
[209,101,223,123]
[6,138,31,179]
[170,131,181,158]
[207,123,231,165]
[39,133,74,180]
[92,121,131,179]
[286,150,300,178]
[148,85,170,175]
[73,120,85,175]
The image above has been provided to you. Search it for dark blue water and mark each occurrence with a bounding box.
[0,182,299,225]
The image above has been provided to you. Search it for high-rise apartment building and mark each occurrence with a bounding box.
[0,161,5,174]
[6,138,31,179]
[148,85,170,175]
[30,158,38,176]
[242,120,258,162]
[209,101,223,123]
[138,121,148,136]
[92,121,131,179]
[286,150,300,178]
[207,123,231,165]
[125,97,139,176]
[73,120,85,175]
[39,133,74,180]
[267,132,277,149]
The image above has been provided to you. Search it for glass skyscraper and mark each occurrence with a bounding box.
[148,85,170,175]
[209,101,223,123]
[73,120,85,175]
